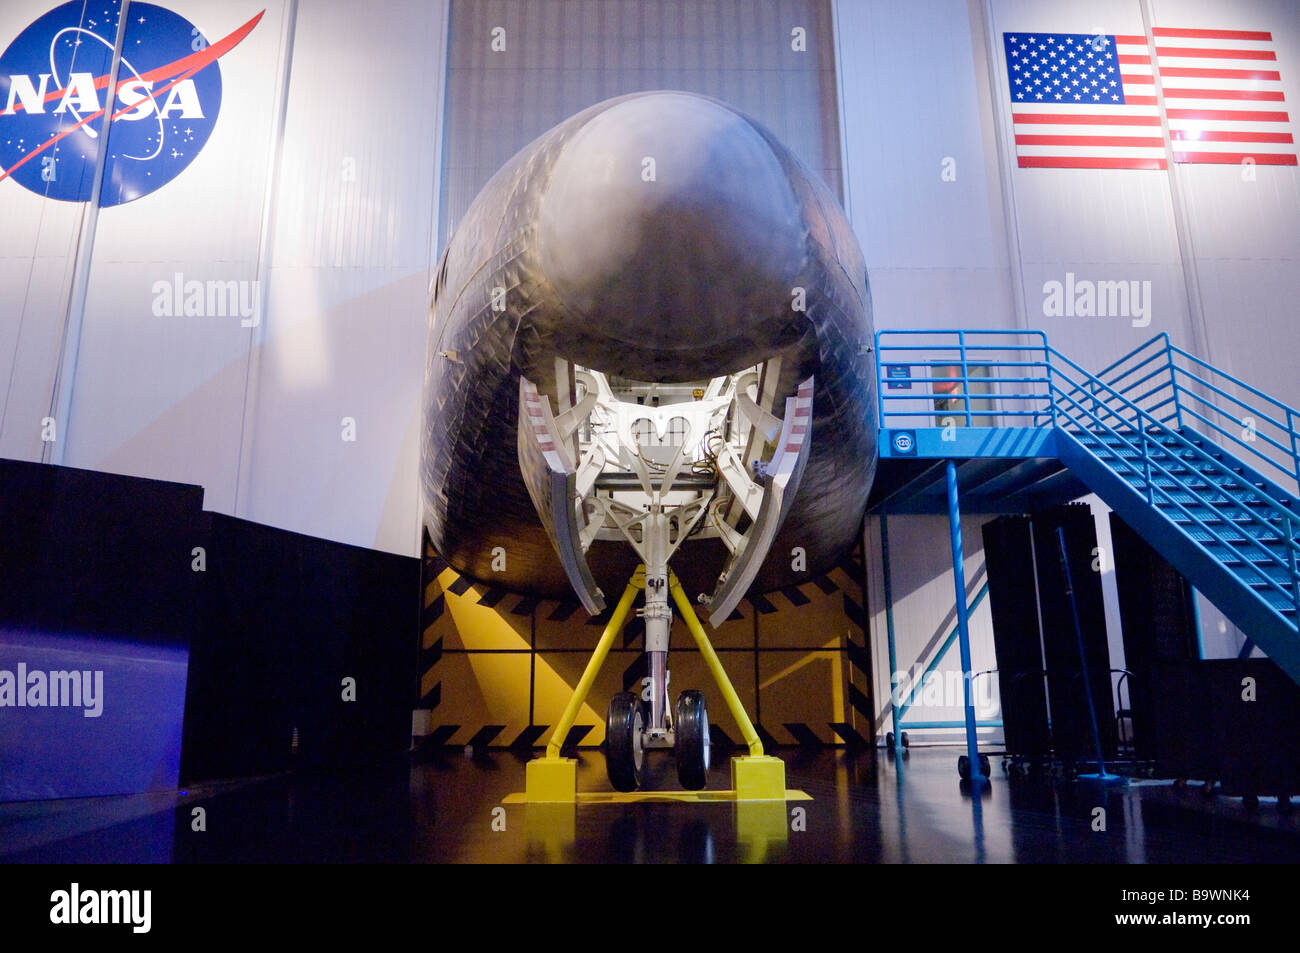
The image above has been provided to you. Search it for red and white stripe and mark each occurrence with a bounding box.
[522,381,571,474]
[771,378,814,480]
[1012,34,1166,170]
[1152,27,1296,165]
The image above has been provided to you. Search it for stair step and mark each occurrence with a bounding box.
[1163,507,1286,525]
[1175,521,1292,544]
[1098,448,1222,462]
[1254,589,1298,612]
[1148,482,1273,502]
[1213,547,1297,568]
[1140,490,1272,508]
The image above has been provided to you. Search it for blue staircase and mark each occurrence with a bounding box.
[873,330,1300,686]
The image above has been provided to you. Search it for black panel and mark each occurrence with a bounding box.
[0,458,204,645]
[1109,512,1198,760]
[1032,503,1117,763]
[1152,659,1300,795]
[981,515,1050,759]
[180,514,420,782]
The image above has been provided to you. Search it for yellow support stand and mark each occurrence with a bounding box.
[670,572,788,800]
[519,565,797,803]
[524,572,642,802]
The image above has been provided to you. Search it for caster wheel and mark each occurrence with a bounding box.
[606,692,646,792]
[1279,795,1294,816]
[958,755,970,780]
[1242,793,1260,811]
[673,690,710,791]
[885,731,895,749]
[901,732,911,748]
[980,754,991,777]
[1001,759,1009,774]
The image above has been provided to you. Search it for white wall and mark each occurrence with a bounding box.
[0,0,448,556]
[1,0,1293,620]
[836,0,1300,732]
[834,0,1018,331]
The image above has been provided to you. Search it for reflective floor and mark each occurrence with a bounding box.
[4,747,1299,863]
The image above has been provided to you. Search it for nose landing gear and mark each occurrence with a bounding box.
[605,686,713,792]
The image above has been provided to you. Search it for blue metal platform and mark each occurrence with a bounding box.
[872,329,1300,705]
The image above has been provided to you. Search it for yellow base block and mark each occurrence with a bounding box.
[524,757,577,803]
[731,755,787,801]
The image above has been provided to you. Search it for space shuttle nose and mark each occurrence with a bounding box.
[537,92,807,368]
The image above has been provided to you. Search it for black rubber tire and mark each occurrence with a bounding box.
[980,754,992,777]
[1242,793,1260,811]
[674,690,711,790]
[606,692,645,792]
[958,755,971,780]
[901,732,911,748]
[885,731,895,749]
[1279,795,1294,815]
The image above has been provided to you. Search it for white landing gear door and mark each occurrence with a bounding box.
[517,376,606,614]
[705,376,814,627]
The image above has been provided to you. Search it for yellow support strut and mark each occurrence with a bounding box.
[669,571,764,757]
[544,569,643,759]
[524,563,784,802]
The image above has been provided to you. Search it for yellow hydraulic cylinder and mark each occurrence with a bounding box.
[669,572,765,757]
[544,570,643,759]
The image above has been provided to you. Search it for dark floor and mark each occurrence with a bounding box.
[4,747,1299,863]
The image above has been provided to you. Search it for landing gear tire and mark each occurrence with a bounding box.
[606,692,646,792]
[674,690,711,791]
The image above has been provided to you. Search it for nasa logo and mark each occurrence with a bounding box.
[0,2,262,206]
[892,430,916,456]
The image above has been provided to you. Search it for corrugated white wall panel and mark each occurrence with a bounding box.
[440,0,842,247]
[0,0,98,460]
[57,0,290,510]
[240,0,447,554]
[834,0,1016,332]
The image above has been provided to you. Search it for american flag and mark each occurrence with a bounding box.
[1153,27,1297,165]
[1003,32,1165,170]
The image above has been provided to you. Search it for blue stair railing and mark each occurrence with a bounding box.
[1044,347,1300,628]
[875,329,1300,670]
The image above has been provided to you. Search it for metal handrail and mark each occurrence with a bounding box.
[875,329,1300,619]
[1046,346,1299,540]
[1049,349,1300,618]
[1050,382,1300,610]
[1087,333,1300,489]
[877,328,1300,493]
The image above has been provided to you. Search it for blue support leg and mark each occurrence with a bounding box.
[882,514,902,754]
[1056,526,1125,786]
[946,461,984,783]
